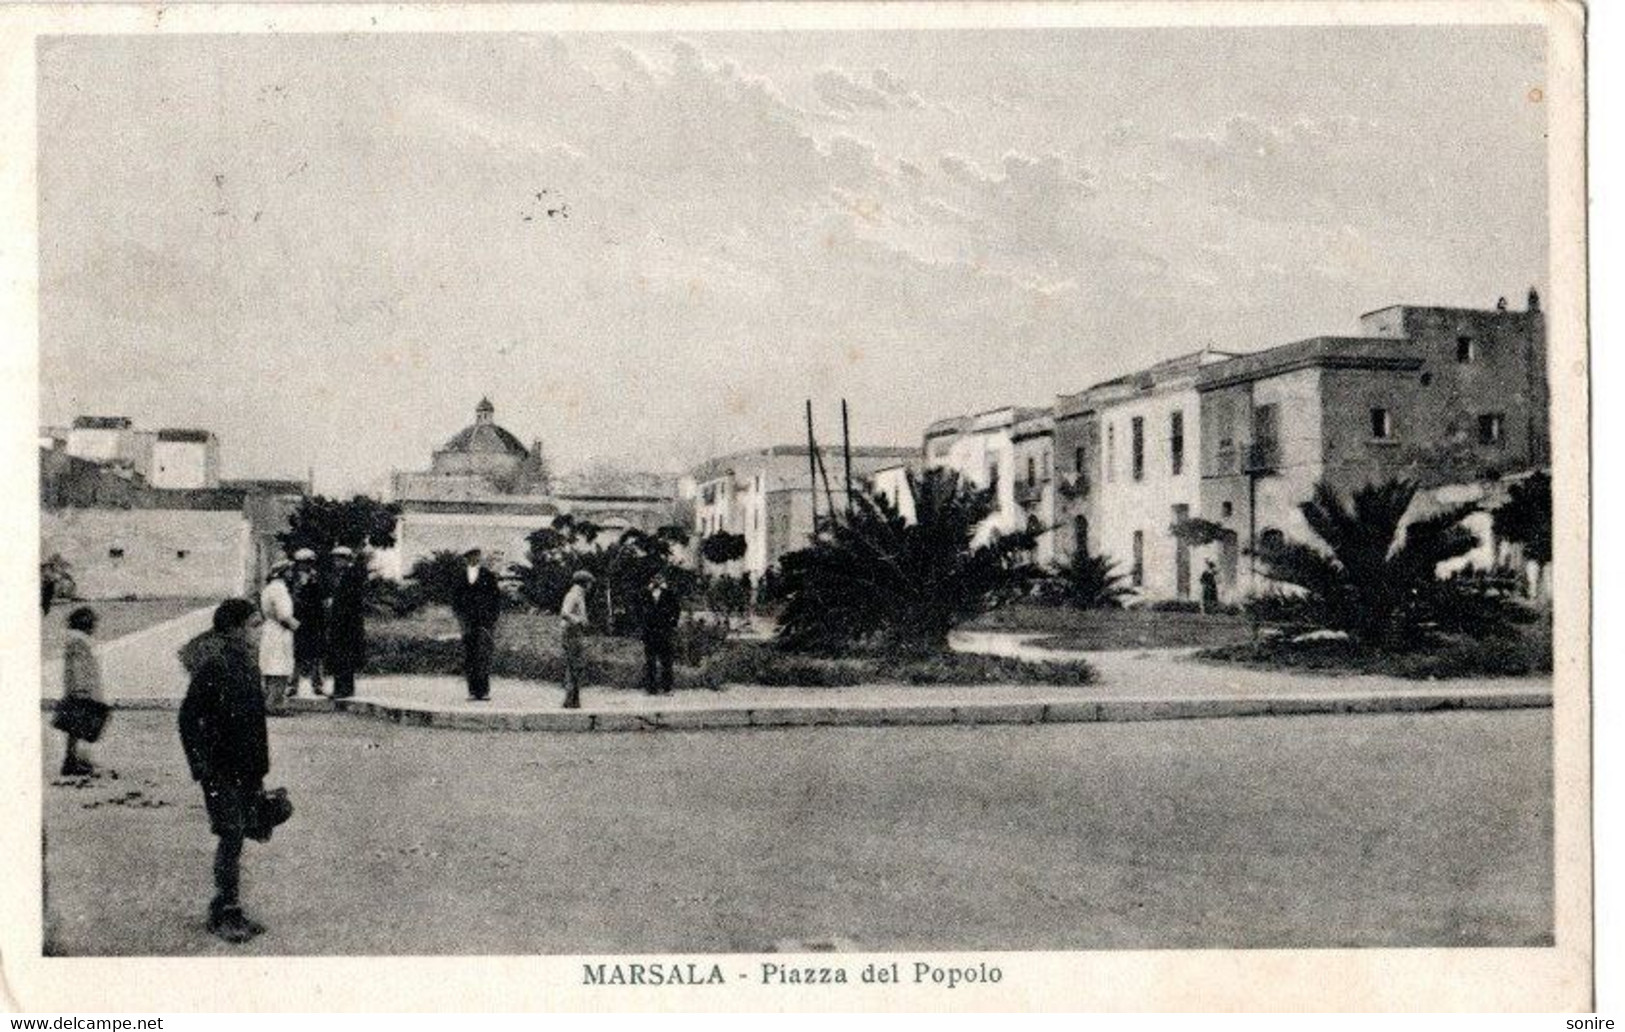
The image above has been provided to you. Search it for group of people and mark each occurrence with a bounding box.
[52,544,691,945]
[451,547,685,707]
[255,546,368,713]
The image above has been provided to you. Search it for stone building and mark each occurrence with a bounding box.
[381,399,675,579]
[40,446,305,599]
[682,445,919,583]
[1194,292,1548,599]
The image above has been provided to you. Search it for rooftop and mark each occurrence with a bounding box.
[1196,336,1424,391]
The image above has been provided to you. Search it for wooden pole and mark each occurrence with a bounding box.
[805,400,820,533]
[841,398,854,513]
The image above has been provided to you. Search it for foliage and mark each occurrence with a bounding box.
[1055,546,1132,610]
[277,494,401,556]
[406,550,474,608]
[1493,472,1552,566]
[365,576,426,618]
[1195,620,1551,679]
[704,572,753,624]
[1251,478,1513,649]
[700,531,748,566]
[700,642,1096,687]
[508,515,696,634]
[774,467,1036,654]
[1170,516,1235,548]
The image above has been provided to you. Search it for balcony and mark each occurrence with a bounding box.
[1246,440,1281,474]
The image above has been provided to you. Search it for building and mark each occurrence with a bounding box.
[682,445,919,583]
[921,406,1049,542]
[1081,350,1236,600]
[1011,411,1058,565]
[65,416,157,480]
[869,463,918,523]
[40,446,306,599]
[1194,292,1548,599]
[150,428,221,489]
[381,399,676,579]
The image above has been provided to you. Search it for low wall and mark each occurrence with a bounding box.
[42,508,251,599]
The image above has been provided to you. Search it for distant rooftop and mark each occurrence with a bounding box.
[71,415,131,430]
[157,428,214,443]
[1196,336,1424,391]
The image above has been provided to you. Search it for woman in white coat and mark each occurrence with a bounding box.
[258,560,300,715]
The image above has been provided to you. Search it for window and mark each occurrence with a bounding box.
[1131,530,1144,588]
[1252,403,1280,469]
[1073,515,1089,554]
[1169,410,1185,476]
[176,549,189,560]
[1221,501,1234,518]
[1456,336,1476,363]
[986,459,1000,492]
[1107,425,1116,482]
[1042,450,1051,480]
[1026,456,1037,486]
[1370,407,1393,440]
[1074,446,1086,474]
[1478,413,1505,445]
[108,547,125,559]
[1131,417,1145,481]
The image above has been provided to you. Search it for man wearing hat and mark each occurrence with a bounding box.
[290,548,327,698]
[451,548,502,702]
[559,570,594,710]
[257,559,299,716]
[325,546,367,700]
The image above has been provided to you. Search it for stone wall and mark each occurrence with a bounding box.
[43,508,252,599]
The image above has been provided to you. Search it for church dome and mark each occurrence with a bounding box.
[439,398,529,458]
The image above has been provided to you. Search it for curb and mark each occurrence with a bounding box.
[41,690,1550,730]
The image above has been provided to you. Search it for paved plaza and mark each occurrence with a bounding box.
[43,706,1553,956]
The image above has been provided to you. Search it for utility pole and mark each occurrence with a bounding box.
[805,400,820,534]
[841,398,854,513]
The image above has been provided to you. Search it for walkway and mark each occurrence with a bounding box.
[44,622,1550,731]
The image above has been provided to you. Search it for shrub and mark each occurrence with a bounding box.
[1195,622,1552,680]
[701,642,1096,687]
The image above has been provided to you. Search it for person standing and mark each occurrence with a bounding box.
[57,606,107,776]
[290,548,327,698]
[452,548,502,702]
[325,546,367,700]
[258,560,299,716]
[1199,559,1220,614]
[177,598,270,944]
[639,572,681,696]
[559,570,593,710]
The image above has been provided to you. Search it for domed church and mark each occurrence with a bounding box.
[381,398,675,579]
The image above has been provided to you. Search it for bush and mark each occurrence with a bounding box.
[1194,623,1552,680]
[363,628,718,691]
[365,576,426,618]
[700,642,1096,687]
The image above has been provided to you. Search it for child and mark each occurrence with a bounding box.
[58,606,106,776]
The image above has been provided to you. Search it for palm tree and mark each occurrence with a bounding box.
[1058,546,1132,609]
[775,468,1032,654]
[1252,479,1493,649]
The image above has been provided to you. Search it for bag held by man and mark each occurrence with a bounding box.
[246,786,294,842]
[51,696,111,743]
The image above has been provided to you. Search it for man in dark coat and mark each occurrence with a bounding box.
[325,546,367,700]
[640,572,682,696]
[177,597,270,944]
[451,548,502,702]
[290,548,327,697]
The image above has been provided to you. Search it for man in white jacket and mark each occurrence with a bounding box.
[258,560,300,716]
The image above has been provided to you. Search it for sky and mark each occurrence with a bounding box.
[37,26,1548,495]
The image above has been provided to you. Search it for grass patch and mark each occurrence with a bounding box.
[972,603,1252,650]
[1193,623,1552,680]
[365,607,1097,688]
[701,642,1096,687]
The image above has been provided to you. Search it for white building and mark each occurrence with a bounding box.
[684,445,919,583]
[1088,351,1234,601]
[150,428,221,489]
[921,406,1048,542]
[65,416,156,480]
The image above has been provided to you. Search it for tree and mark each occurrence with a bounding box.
[775,467,1034,654]
[406,550,471,607]
[700,531,748,567]
[1252,478,1504,649]
[1494,471,1552,566]
[509,517,693,633]
[1057,545,1132,609]
[277,494,401,557]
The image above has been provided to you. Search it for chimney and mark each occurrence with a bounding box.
[1527,287,1541,313]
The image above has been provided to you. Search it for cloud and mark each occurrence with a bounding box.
[812,67,893,113]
